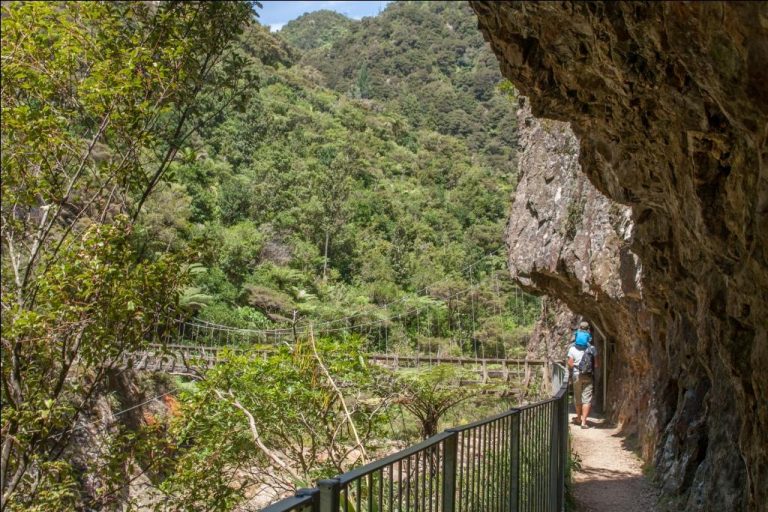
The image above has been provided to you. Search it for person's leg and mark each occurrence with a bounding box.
[573,376,583,423]
[581,378,594,427]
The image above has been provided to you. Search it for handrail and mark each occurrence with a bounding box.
[369,354,547,365]
[336,431,454,485]
[261,360,569,512]
[447,407,521,432]
[260,491,317,512]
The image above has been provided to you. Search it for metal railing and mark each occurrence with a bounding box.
[261,363,568,512]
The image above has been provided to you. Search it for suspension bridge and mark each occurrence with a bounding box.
[122,338,546,385]
[126,250,547,390]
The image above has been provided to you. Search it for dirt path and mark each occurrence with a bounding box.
[569,412,659,512]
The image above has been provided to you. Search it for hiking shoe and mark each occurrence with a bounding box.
[581,424,590,429]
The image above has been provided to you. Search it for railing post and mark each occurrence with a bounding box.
[559,389,568,512]
[509,411,520,512]
[549,400,559,510]
[442,431,458,512]
[318,478,340,512]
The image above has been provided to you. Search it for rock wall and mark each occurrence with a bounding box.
[510,100,653,445]
[525,297,577,363]
[470,2,768,511]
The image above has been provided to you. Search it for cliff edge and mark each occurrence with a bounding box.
[471,2,767,510]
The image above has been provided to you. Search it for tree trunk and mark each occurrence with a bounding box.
[322,230,330,282]
[422,413,439,439]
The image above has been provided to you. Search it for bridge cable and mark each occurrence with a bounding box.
[176,254,502,340]
[292,247,504,331]
[173,253,521,356]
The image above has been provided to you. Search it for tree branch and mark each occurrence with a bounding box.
[213,389,301,482]
[308,327,367,464]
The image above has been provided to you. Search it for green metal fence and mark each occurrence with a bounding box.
[261,363,568,512]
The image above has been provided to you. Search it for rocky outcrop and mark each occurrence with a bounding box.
[525,297,577,363]
[510,100,653,447]
[64,370,173,508]
[471,2,768,511]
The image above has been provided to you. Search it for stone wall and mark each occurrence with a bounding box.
[471,2,767,510]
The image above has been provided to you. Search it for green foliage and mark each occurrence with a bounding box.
[218,221,265,283]
[197,303,270,331]
[164,38,529,354]
[137,183,195,254]
[158,338,389,507]
[565,440,583,511]
[180,286,214,312]
[293,1,519,173]
[1,1,255,508]
[2,220,186,510]
[565,196,587,241]
[355,63,372,99]
[242,21,298,67]
[2,1,541,508]
[385,365,476,439]
[279,10,355,51]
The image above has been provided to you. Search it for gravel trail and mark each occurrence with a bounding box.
[569,412,659,512]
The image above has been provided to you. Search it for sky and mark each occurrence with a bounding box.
[258,1,391,32]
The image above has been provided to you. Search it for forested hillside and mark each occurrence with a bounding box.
[135,7,536,505]
[284,2,519,173]
[279,9,355,50]
[140,4,535,348]
[2,2,535,509]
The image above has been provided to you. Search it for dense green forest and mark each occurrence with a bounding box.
[286,2,519,172]
[158,58,514,324]
[279,9,355,51]
[137,2,536,355]
[1,2,537,509]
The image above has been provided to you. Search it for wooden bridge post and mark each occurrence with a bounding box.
[523,360,530,389]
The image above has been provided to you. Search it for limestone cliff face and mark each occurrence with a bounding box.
[471,2,768,511]
[510,100,652,445]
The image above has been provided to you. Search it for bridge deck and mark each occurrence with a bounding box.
[122,344,547,383]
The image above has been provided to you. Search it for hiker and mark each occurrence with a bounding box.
[567,321,598,429]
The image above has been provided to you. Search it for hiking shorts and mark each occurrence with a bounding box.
[573,374,594,405]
